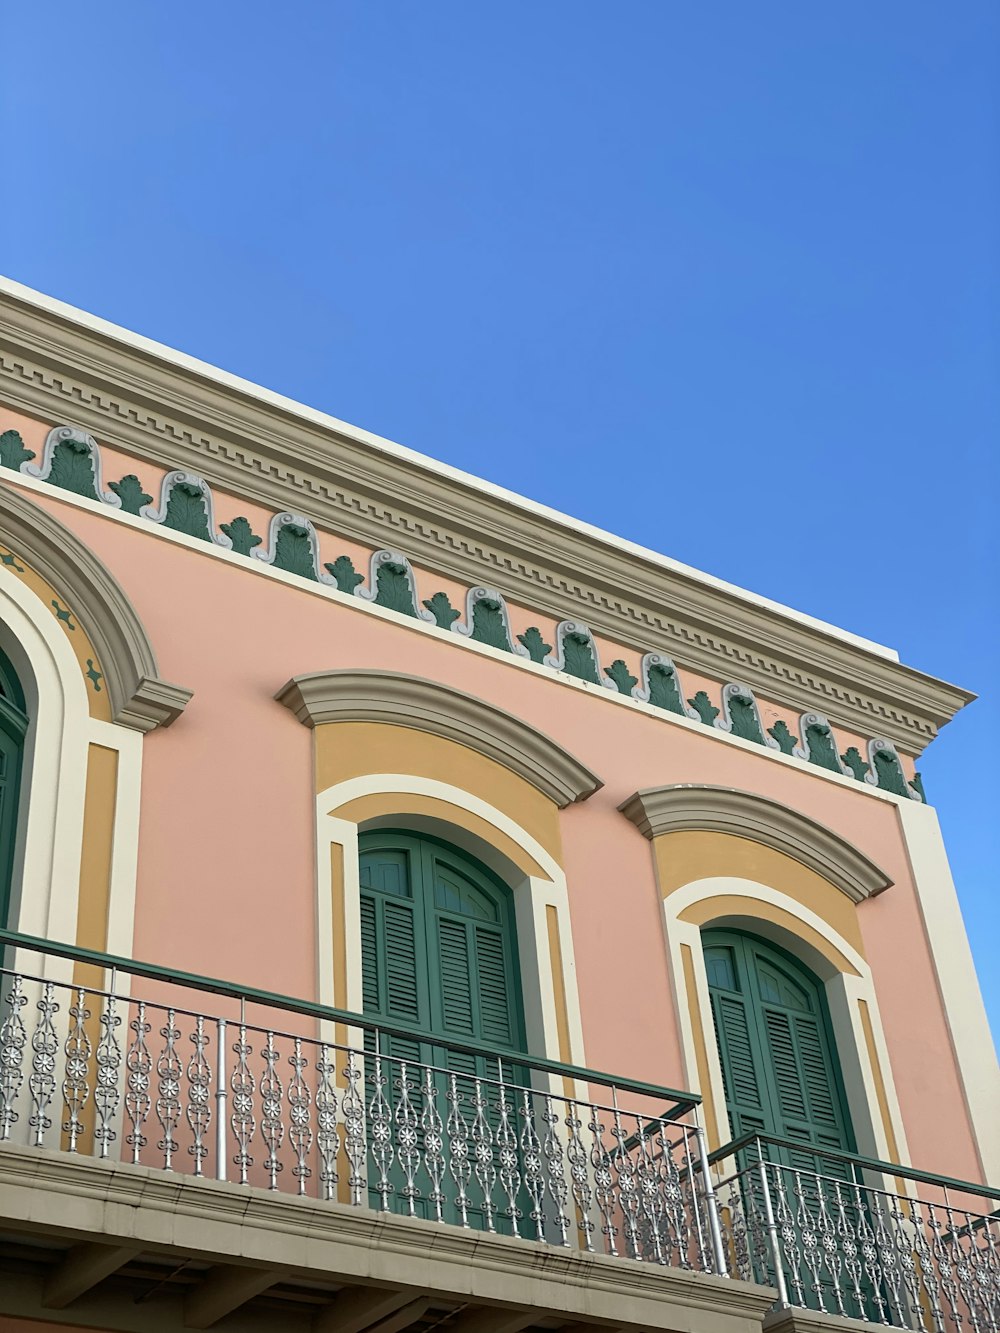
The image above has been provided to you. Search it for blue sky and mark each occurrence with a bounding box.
[2,4,997,1039]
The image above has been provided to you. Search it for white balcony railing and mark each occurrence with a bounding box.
[711,1134,1000,1332]
[0,930,726,1276]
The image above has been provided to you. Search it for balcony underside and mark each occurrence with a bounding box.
[0,1144,775,1333]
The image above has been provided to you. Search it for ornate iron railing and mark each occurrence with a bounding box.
[710,1133,1000,1332]
[0,930,727,1274]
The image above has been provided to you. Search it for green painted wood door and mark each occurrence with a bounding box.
[704,930,854,1158]
[705,930,866,1307]
[0,648,27,930]
[359,831,527,1227]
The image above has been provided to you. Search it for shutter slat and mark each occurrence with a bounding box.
[438,917,475,1036]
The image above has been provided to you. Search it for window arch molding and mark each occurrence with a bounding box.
[661,874,910,1171]
[315,772,588,1088]
[619,783,892,903]
[1,483,191,731]
[278,668,602,808]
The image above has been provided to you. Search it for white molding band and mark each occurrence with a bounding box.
[619,783,892,903]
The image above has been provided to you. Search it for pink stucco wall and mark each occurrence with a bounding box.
[7,481,980,1184]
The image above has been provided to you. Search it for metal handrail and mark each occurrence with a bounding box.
[707,1130,1000,1203]
[0,927,700,1113]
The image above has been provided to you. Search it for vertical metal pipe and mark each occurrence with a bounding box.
[758,1159,789,1307]
[695,1125,728,1277]
[215,1017,227,1181]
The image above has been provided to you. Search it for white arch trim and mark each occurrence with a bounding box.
[0,567,142,979]
[314,774,588,1089]
[662,875,911,1171]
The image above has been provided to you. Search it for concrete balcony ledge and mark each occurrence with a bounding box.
[0,1144,777,1333]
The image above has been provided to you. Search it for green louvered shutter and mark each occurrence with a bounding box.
[0,650,27,929]
[704,932,853,1162]
[359,833,526,1229]
[705,944,769,1145]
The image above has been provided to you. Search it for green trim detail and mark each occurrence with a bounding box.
[85,659,104,692]
[470,595,513,652]
[911,772,927,803]
[605,659,637,695]
[801,717,844,773]
[50,599,76,630]
[645,660,686,715]
[222,516,263,556]
[325,554,365,594]
[517,627,551,663]
[768,720,798,754]
[561,630,600,683]
[47,435,102,500]
[273,522,319,580]
[423,591,460,628]
[108,474,153,515]
[162,479,212,541]
[688,690,720,726]
[0,648,27,928]
[5,420,922,800]
[870,742,911,798]
[725,687,766,745]
[841,746,869,782]
[374,560,417,616]
[0,430,34,470]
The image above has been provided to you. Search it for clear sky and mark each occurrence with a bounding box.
[3,4,998,1040]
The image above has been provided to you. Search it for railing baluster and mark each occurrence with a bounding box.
[29,981,58,1148]
[94,986,122,1160]
[186,1014,212,1176]
[519,1086,545,1241]
[62,985,92,1154]
[394,1058,419,1217]
[758,1159,790,1308]
[230,1021,255,1185]
[315,1042,338,1201]
[589,1102,617,1257]
[421,1063,445,1223]
[156,1008,182,1171]
[0,974,27,1140]
[125,1000,151,1165]
[472,1076,496,1233]
[260,1031,285,1191]
[288,1036,313,1196]
[342,1047,367,1207]
[214,1017,227,1182]
[542,1092,570,1247]
[566,1097,593,1252]
[495,1063,521,1238]
[446,1071,471,1228]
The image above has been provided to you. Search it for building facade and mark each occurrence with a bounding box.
[0,277,996,1333]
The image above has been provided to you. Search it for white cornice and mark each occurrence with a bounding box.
[0,276,974,754]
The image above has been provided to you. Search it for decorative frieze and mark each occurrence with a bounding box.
[0,425,926,797]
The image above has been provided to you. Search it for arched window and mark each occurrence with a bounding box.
[703,928,855,1160]
[359,830,527,1225]
[0,645,28,928]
